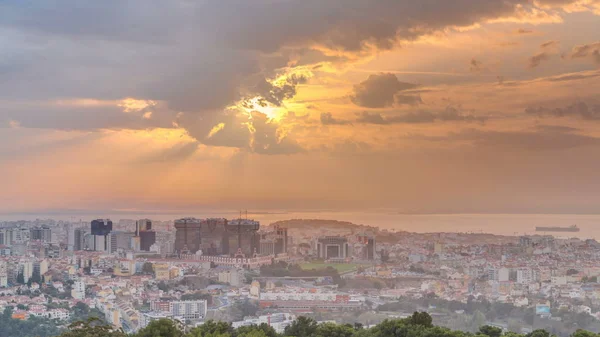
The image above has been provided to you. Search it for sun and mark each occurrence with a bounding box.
[240,96,284,120]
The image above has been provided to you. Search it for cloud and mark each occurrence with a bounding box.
[526,101,600,120]
[528,40,561,68]
[320,112,352,126]
[470,59,486,73]
[568,41,600,65]
[350,73,420,108]
[424,126,600,151]
[515,28,535,34]
[355,107,486,125]
[0,0,597,154]
[529,52,552,68]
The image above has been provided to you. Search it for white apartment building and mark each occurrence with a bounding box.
[170,300,208,320]
[260,291,337,302]
[72,279,86,300]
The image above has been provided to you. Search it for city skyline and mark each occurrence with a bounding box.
[2,1,600,214]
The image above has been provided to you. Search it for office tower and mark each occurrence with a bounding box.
[93,235,108,252]
[137,219,152,233]
[91,219,113,236]
[30,227,52,243]
[0,231,4,245]
[174,218,202,254]
[174,218,229,255]
[140,231,157,251]
[259,225,287,256]
[21,260,34,283]
[367,237,376,260]
[200,218,229,255]
[227,219,260,257]
[74,228,85,251]
[91,219,112,252]
[316,236,349,260]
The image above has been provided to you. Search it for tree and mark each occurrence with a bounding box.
[188,320,233,337]
[142,262,154,275]
[527,330,552,337]
[58,318,126,337]
[16,272,25,284]
[571,329,598,337]
[284,316,318,337]
[479,325,503,337]
[314,323,355,337]
[135,319,183,337]
[235,324,277,337]
[408,311,433,328]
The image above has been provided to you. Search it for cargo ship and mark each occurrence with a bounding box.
[535,225,580,232]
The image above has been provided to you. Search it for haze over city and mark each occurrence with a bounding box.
[4,2,600,337]
[2,1,600,216]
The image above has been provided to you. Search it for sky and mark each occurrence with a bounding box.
[1,0,600,215]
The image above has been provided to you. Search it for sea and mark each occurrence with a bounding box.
[2,211,600,240]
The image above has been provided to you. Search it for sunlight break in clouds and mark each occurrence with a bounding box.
[1,0,600,213]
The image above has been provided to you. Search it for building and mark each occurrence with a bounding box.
[259,225,287,256]
[218,269,243,287]
[174,218,203,254]
[233,313,296,334]
[21,260,34,283]
[149,300,207,321]
[73,228,86,251]
[170,300,207,320]
[91,219,113,236]
[174,218,230,255]
[140,231,156,251]
[93,234,109,252]
[316,236,349,260]
[71,279,85,300]
[227,219,260,257]
[33,259,49,281]
[137,219,152,233]
[139,312,171,330]
[91,219,113,252]
[154,263,170,280]
[108,231,135,252]
[30,227,52,243]
[0,261,7,287]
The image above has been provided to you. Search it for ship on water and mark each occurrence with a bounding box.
[535,225,580,232]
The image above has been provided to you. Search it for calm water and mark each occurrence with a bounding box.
[2,211,600,239]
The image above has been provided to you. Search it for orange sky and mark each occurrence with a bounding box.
[1,0,600,214]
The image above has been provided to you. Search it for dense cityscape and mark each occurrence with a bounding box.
[1,217,600,337]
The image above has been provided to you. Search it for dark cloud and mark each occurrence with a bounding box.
[568,42,600,65]
[0,0,579,154]
[540,40,559,48]
[178,111,304,155]
[356,112,391,125]
[528,40,560,68]
[526,102,600,120]
[320,112,352,126]
[470,59,485,73]
[355,107,485,125]
[0,100,175,131]
[528,52,552,68]
[350,73,420,108]
[252,75,308,107]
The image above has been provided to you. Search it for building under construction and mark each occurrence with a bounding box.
[174,217,260,257]
[227,219,260,258]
